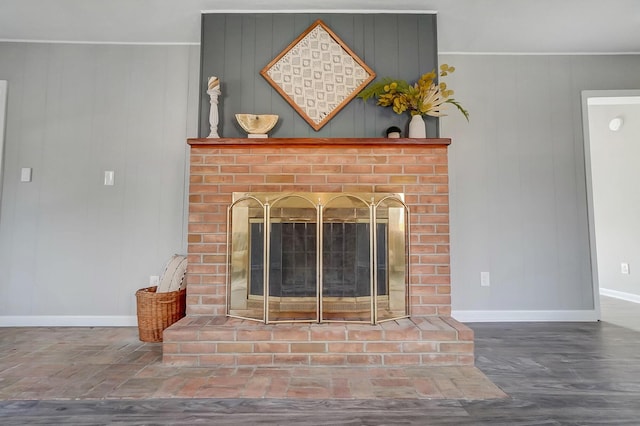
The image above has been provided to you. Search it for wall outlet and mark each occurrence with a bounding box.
[481,271,491,287]
[621,263,630,274]
[149,275,160,286]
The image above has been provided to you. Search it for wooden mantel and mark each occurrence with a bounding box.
[187,137,451,148]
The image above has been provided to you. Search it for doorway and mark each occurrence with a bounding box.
[0,81,7,207]
[581,90,640,327]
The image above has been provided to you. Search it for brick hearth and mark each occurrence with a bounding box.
[163,137,474,367]
[163,317,473,367]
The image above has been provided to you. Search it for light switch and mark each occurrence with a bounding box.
[621,263,630,274]
[481,271,491,287]
[104,171,115,186]
[20,168,32,182]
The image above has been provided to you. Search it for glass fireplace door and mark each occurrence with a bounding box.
[267,196,318,322]
[227,196,266,322]
[321,195,373,323]
[227,192,409,324]
[375,196,410,322]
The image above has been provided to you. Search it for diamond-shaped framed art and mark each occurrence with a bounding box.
[260,19,376,131]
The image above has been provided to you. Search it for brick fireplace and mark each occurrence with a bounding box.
[162,137,474,367]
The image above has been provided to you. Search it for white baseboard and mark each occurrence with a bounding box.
[0,316,138,327]
[600,288,640,304]
[451,310,599,323]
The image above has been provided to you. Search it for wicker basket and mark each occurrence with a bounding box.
[135,286,186,342]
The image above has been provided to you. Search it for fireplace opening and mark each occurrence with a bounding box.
[227,192,409,324]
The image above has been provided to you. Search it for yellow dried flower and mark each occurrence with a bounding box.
[357,63,469,121]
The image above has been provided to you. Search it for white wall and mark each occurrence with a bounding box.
[587,100,640,300]
[0,42,200,325]
[443,54,640,322]
[2,44,640,325]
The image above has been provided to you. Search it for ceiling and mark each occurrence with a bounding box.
[1,0,639,53]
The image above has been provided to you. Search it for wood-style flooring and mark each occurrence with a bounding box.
[1,295,639,425]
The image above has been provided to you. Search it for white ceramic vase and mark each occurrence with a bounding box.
[408,114,426,138]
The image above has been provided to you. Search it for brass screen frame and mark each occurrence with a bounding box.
[226,192,410,324]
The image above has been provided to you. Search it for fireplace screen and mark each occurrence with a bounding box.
[227,193,409,324]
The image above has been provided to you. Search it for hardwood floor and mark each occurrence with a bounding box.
[1,296,639,425]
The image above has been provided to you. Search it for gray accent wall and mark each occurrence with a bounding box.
[0,42,199,322]
[442,54,640,317]
[199,13,439,138]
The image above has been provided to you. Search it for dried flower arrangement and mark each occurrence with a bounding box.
[357,64,469,120]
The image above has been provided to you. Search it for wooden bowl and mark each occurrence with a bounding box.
[235,114,279,135]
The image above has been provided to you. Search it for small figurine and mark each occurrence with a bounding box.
[207,76,221,138]
[385,126,402,138]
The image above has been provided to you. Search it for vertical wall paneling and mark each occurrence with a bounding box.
[36,44,97,313]
[0,42,197,322]
[360,14,377,136]
[271,14,300,137]
[443,54,640,318]
[86,45,129,314]
[320,14,355,137]
[10,44,50,314]
[239,15,257,124]
[221,15,243,137]
[199,13,439,139]
[253,15,277,134]
[351,15,366,137]
[370,14,404,137]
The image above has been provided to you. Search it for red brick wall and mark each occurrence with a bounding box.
[186,138,451,317]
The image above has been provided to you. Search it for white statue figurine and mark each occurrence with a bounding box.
[207,76,221,138]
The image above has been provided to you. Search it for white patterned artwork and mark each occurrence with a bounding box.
[261,20,375,131]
